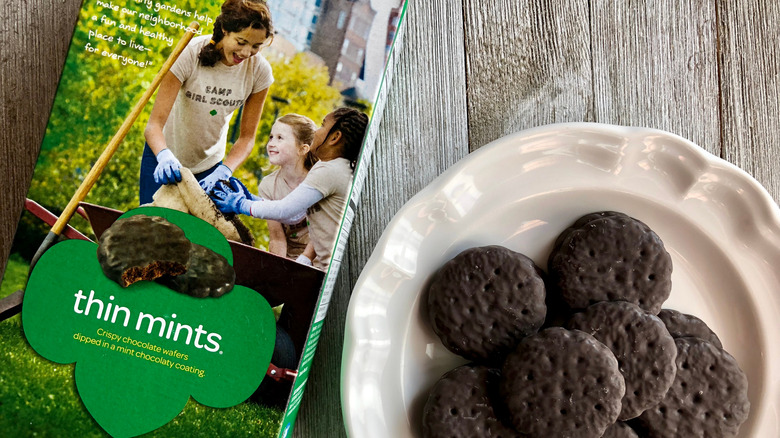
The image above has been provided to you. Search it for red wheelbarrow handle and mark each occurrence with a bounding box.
[24,199,91,241]
[266,363,298,382]
[0,200,92,321]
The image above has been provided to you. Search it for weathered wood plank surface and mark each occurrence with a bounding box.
[463,0,593,149]
[2,0,780,437]
[717,0,780,200]
[0,0,81,261]
[295,0,469,435]
[589,0,721,153]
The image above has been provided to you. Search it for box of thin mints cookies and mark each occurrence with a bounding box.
[0,0,407,436]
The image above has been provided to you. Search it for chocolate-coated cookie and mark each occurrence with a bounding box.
[97,215,191,287]
[427,245,546,363]
[422,365,519,438]
[634,337,750,438]
[657,309,723,348]
[601,422,639,438]
[551,211,624,256]
[158,243,235,298]
[568,301,677,420]
[548,211,672,314]
[500,327,625,438]
[544,213,619,328]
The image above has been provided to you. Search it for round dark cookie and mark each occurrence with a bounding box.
[541,281,574,329]
[422,365,519,438]
[551,211,625,256]
[657,308,723,348]
[157,243,235,298]
[635,337,750,438]
[568,301,677,420]
[500,327,625,438]
[601,422,639,438]
[426,245,546,363]
[97,215,191,287]
[548,211,672,314]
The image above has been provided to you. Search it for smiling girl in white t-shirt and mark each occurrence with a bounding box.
[139,0,274,204]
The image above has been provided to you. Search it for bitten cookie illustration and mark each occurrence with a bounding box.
[97,214,235,297]
[97,215,191,287]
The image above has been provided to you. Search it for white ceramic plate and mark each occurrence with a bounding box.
[341,123,780,437]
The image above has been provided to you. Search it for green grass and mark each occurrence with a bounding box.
[1,253,284,436]
[1,253,29,300]
[0,318,284,437]
[0,320,104,437]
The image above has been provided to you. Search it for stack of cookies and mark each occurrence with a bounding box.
[422,211,749,438]
[97,214,235,298]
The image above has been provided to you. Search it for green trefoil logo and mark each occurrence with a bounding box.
[22,207,276,437]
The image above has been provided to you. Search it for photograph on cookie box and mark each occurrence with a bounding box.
[0,0,407,436]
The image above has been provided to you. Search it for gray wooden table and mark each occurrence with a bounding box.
[2,0,779,437]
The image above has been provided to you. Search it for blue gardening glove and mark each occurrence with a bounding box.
[199,163,232,193]
[210,181,252,216]
[228,177,262,201]
[153,149,182,184]
[295,254,313,266]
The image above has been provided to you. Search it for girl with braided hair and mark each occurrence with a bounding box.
[211,107,369,270]
[139,0,274,204]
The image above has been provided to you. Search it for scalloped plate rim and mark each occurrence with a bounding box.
[341,122,780,438]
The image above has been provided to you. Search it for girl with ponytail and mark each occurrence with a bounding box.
[140,0,275,204]
[210,108,370,270]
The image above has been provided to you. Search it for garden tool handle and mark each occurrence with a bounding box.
[30,22,199,269]
[51,21,200,236]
